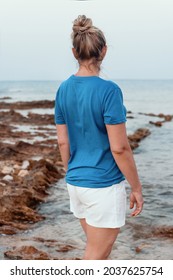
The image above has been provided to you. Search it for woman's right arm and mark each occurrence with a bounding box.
[106,123,144,216]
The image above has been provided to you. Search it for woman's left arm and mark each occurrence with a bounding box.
[56,124,70,171]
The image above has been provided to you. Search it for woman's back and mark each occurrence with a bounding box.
[55,75,126,188]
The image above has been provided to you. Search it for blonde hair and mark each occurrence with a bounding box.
[71,15,106,62]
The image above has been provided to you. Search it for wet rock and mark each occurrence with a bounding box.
[0,140,60,162]
[152,227,173,239]
[32,237,77,253]
[2,166,14,175]
[0,100,63,237]
[0,110,28,123]
[12,206,44,223]
[157,113,172,120]
[27,112,54,125]
[0,220,29,232]
[4,244,80,259]
[15,141,33,150]
[0,110,54,125]
[135,243,150,253]
[18,170,29,177]
[0,145,23,160]
[13,164,21,170]
[4,246,51,260]
[129,142,139,150]
[0,124,16,135]
[139,112,173,126]
[34,138,57,146]
[0,187,45,223]
[149,121,163,127]
[128,128,151,150]
[135,246,142,253]
[164,115,172,122]
[129,128,151,142]
[3,175,13,181]
[56,245,76,252]
[0,158,63,234]
[139,112,156,117]
[33,237,57,244]
[21,160,30,169]
[0,100,54,110]
[0,124,34,141]
[0,225,17,235]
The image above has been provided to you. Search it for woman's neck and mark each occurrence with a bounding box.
[75,60,100,77]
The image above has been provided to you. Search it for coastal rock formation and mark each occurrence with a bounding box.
[0,110,54,125]
[0,100,54,110]
[0,110,28,123]
[4,245,80,260]
[0,140,59,161]
[135,243,151,253]
[152,226,173,239]
[128,128,151,150]
[139,112,173,127]
[0,158,63,235]
[4,236,80,260]
[0,134,63,218]
[4,246,51,260]
[149,121,163,127]
[0,127,63,236]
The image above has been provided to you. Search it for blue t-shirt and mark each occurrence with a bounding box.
[55,75,127,188]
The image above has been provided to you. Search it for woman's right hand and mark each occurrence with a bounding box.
[130,191,144,217]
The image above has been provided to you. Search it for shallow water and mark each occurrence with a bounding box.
[0,80,173,259]
[1,176,172,260]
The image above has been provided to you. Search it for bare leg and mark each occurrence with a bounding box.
[80,218,87,236]
[83,223,120,260]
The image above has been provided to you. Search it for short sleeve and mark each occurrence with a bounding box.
[54,88,66,124]
[103,87,126,125]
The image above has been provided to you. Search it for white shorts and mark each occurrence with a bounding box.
[67,181,127,228]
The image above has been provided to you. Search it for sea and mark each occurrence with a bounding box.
[0,79,173,259]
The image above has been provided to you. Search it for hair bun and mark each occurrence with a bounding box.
[71,15,106,61]
[73,15,92,35]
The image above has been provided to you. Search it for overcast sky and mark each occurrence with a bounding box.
[0,0,173,80]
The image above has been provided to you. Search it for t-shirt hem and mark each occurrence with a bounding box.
[55,121,66,125]
[104,119,127,125]
[66,178,125,188]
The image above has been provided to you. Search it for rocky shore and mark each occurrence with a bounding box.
[0,99,172,259]
[0,100,64,237]
[139,112,173,127]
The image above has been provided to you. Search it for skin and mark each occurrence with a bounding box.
[56,46,144,259]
